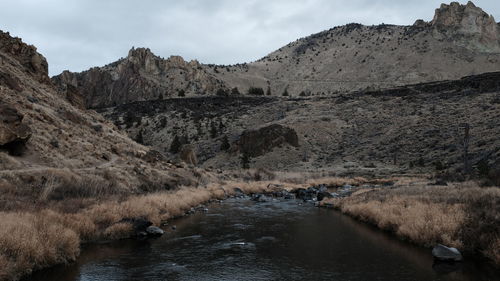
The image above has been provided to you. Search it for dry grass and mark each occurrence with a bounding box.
[0,179,272,281]
[1,174,497,281]
[339,197,465,247]
[0,212,80,281]
[323,180,500,265]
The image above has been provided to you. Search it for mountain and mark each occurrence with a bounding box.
[54,1,500,107]
[207,1,500,96]
[53,48,227,108]
[0,30,201,211]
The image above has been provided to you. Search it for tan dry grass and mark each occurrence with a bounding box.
[0,180,272,281]
[323,181,500,265]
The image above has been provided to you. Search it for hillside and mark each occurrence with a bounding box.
[207,1,500,96]
[54,2,500,107]
[0,30,206,211]
[100,71,500,175]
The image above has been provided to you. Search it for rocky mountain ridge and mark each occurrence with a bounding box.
[53,47,227,108]
[53,1,500,107]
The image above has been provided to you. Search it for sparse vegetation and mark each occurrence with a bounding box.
[247,87,265,96]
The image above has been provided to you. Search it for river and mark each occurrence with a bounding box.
[28,198,499,281]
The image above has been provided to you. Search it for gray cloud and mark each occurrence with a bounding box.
[0,0,498,75]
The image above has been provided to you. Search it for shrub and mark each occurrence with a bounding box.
[220,135,230,151]
[231,87,241,95]
[248,87,265,96]
[169,135,182,153]
[241,153,251,169]
[216,89,228,96]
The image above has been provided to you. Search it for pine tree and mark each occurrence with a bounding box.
[266,86,272,96]
[282,88,289,96]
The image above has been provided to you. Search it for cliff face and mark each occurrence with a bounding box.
[431,1,500,51]
[53,48,228,108]
[0,31,50,84]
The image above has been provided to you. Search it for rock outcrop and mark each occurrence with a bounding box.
[237,124,299,157]
[53,48,228,108]
[431,1,500,51]
[0,31,50,84]
[0,104,31,155]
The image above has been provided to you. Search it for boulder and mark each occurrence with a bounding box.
[233,187,244,195]
[119,217,153,233]
[146,226,165,236]
[432,244,463,262]
[251,193,269,202]
[0,104,31,155]
[317,191,334,202]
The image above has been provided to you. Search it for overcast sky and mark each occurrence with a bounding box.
[0,0,498,76]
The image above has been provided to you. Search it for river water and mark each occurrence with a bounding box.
[29,198,499,281]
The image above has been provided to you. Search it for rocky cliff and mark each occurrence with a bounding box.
[53,48,228,108]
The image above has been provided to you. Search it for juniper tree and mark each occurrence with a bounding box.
[220,135,230,151]
[241,152,251,169]
[169,135,181,153]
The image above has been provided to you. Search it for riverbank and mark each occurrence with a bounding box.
[321,178,500,266]
[0,180,265,281]
[0,173,367,281]
[2,175,498,281]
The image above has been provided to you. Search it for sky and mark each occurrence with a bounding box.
[0,0,498,76]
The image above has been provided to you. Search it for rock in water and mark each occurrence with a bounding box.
[146,226,165,236]
[432,244,463,261]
